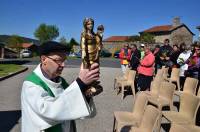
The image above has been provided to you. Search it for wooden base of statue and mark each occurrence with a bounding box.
[82,58,103,98]
[85,81,103,98]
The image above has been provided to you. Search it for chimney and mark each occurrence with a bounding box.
[173,17,181,27]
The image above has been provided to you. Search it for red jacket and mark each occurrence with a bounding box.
[119,48,132,64]
[138,52,155,76]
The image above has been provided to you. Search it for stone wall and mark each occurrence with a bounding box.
[170,26,193,45]
[154,34,170,44]
[103,41,138,53]
[103,42,124,53]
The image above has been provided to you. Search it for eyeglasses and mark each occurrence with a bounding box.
[46,56,66,65]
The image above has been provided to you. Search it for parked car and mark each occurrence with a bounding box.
[68,51,82,58]
[20,50,32,58]
[75,51,82,58]
[100,49,112,57]
[114,50,120,58]
[68,52,76,57]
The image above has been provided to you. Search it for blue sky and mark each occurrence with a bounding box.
[0,0,200,42]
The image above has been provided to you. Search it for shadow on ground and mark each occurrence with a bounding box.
[0,110,21,132]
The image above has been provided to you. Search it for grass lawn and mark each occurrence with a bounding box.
[0,64,24,77]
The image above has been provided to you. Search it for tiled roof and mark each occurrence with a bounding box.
[140,24,194,35]
[22,43,33,48]
[103,36,129,42]
[141,25,173,33]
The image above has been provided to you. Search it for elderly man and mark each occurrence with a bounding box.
[21,41,100,132]
[158,39,173,67]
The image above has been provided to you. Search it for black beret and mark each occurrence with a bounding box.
[39,41,68,55]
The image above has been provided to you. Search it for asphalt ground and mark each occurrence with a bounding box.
[0,60,184,132]
[1,57,121,68]
[0,62,135,132]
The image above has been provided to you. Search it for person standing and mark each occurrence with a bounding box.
[170,44,181,68]
[186,44,200,79]
[21,41,100,132]
[153,44,161,74]
[119,43,131,73]
[137,44,155,91]
[129,44,141,70]
[158,39,173,67]
[140,43,145,59]
[177,43,192,89]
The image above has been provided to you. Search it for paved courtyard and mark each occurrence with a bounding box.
[0,64,136,132]
[0,62,184,132]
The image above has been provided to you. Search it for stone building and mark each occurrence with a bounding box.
[102,36,131,53]
[139,17,194,45]
[0,42,18,58]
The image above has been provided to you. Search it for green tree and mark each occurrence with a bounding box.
[7,35,25,56]
[34,23,59,43]
[69,38,79,46]
[127,35,141,42]
[69,38,79,52]
[140,33,155,44]
[59,36,68,45]
[59,36,71,52]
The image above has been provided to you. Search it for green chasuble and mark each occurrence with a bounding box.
[25,72,69,132]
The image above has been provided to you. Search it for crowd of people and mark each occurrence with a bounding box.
[119,39,200,91]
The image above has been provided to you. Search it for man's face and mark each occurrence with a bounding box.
[124,44,128,49]
[140,46,144,51]
[173,46,178,51]
[41,52,66,78]
[164,40,169,45]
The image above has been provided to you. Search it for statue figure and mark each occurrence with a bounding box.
[96,24,104,59]
[80,18,104,97]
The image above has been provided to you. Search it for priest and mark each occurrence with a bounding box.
[21,41,100,132]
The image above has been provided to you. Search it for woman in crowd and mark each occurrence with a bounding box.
[119,44,132,73]
[186,43,200,80]
[170,44,181,68]
[177,43,192,89]
[137,44,155,91]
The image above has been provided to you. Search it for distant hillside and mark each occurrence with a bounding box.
[0,35,40,46]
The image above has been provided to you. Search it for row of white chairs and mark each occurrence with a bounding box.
[113,67,200,132]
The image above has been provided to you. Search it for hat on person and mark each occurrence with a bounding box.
[141,43,145,47]
[39,41,68,55]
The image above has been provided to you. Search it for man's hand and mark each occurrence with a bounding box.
[165,57,170,60]
[160,56,164,60]
[79,63,100,85]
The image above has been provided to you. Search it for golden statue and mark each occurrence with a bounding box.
[80,18,104,97]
